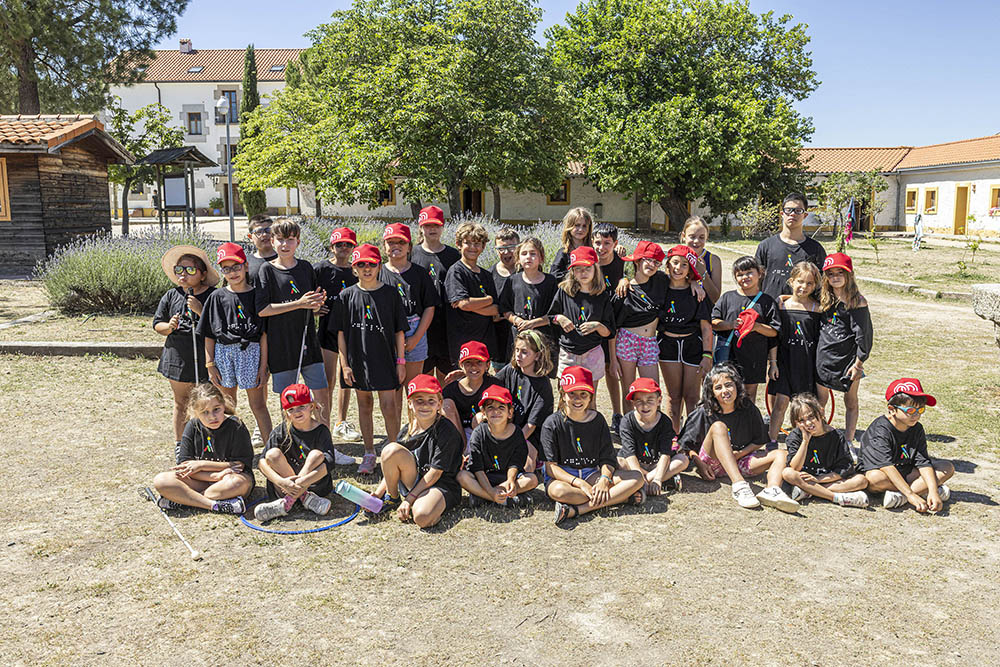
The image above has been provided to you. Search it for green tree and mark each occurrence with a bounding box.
[0,0,189,114]
[105,97,184,235]
[814,169,889,252]
[547,0,817,232]
[238,44,267,217]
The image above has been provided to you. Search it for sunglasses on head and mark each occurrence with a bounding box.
[173,265,200,276]
[892,404,926,416]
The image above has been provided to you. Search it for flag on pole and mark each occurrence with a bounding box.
[845,196,855,244]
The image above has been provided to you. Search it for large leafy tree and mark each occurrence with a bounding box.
[105,97,184,235]
[234,0,580,219]
[0,0,189,115]
[238,44,267,217]
[547,0,818,231]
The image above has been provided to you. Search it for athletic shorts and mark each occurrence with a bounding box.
[271,361,328,393]
[557,345,605,382]
[616,327,659,366]
[214,341,261,389]
[403,314,429,363]
[544,465,599,487]
[658,332,703,366]
[423,354,455,375]
[397,475,461,511]
[698,446,762,478]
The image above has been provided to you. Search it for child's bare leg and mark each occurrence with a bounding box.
[246,385,272,442]
[219,385,239,410]
[355,390,376,453]
[312,387,331,427]
[906,460,955,495]
[376,389,401,450]
[575,469,644,515]
[781,467,836,501]
[379,443,418,498]
[321,348,338,425]
[261,448,306,500]
[514,473,538,493]
[457,470,495,501]
[681,364,701,419]
[863,468,895,493]
[618,358,637,398]
[769,394,790,442]
[401,361,423,420]
[844,378,861,442]
[745,383,758,404]
[826,474,868,493]
[702,421,745,483]
[546,480,591,505]
[411,488,447,528]
[203,473,253,501]
[666,453,688,479]
[153,471,214,510]
[525,444,538,472]
[747,449,787,487]
[660,361,684,431]
[605,362,622,416]
[167,380,193,443]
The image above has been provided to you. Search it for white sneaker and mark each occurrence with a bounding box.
[882,490,907,509]
[848,441,860,465]
[333,421,362,442]
[301,491,331,515]
[250,424,263,448]
[790,486,806,502]
[254,498,289,521]
[332,448,356,465]
[937,485,951,502]
[756,486,800,513]
[732,481,760,509]
[834,490,869,508]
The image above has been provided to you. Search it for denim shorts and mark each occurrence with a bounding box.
[271,361,329,393]
[404,313,428,363]
[544,465,599,486]
[214,341,261,389]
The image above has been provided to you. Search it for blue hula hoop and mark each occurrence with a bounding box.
[238,497,361,535]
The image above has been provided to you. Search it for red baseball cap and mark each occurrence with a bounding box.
[350,243,382,266]
[626,377,662,401]
[623,240,665,263]
[559,365,594,394]
[666,244,702,281]
[406,374,443,397]
[734,308,760,347]
[383,223,412,243]
[329,227,357,246]
[822,252,853,273]
[885,378,937,406]
[478,385,513,407]
[280,383,313,410]
[216,242,247,264]
[568,246,599,268]
[458,340,490,363]
[417,205,445,226]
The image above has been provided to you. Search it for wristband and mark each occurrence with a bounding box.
[701,352,712,359]
[396,357,406,365]
[205,361,216,368]
[600,474,612,482]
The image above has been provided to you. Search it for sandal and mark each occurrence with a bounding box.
[554,501,579,525]
[630,488,646,506]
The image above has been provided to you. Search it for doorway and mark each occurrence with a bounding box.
[954,185,969,235]
[223,183,245,215]
[462,187,483,215]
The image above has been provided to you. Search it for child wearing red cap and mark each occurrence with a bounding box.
[676,363,798,511]
[410,206,462,378]
[153,383,253,514]
[442,341,500,449]
[680,216,722,303]
[330,243,407,474]
[380,222,440,416]
[498,237,560,376]
[547,246,616,393]
[711,255,780,403]
[816,252,873,451]
[255,384,336,521]
[495,329,555,461]
[198,242,272,445]
[458,385,539,508]
[315,227,361,444]
[444,222,500,365]
[549,207,594,280]
[618,378,688,498]
[541,366,643,524]
[372,374,464,527]
[859,379,954,512]
[613,241,668,402]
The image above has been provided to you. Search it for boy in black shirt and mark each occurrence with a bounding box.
[754,192,827,299]
[245,214,278,286]
[861,379,954,512]
[445,222,499,363]
[411,205,461,378]
[490,227,520,369]
[593,222,626,432]
[617,378,687,497]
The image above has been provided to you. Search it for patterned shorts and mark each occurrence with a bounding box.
[697,446,762,478]
[615,327,659,366]
[557,345,606,382]
[214,341,261,389]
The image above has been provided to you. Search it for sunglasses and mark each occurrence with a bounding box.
[496,245,518,252]
[782,207,806,216]
[220,264,245,274]
[251,227,272,236]
[334,242,355,249]
[173,265,200,276]
[354,261,378,268]
[892,405,926,416]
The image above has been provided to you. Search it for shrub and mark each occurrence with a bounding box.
[739,200,781,239]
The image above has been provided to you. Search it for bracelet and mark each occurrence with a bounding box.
[702,352,712,359]
[396,357,406,365]
[205,361,216,368]
[600,474,612,482]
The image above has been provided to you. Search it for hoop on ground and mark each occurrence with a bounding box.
[237,497,360,535]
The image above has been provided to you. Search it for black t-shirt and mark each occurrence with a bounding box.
[153,286,215,338]
[314,259,357,340]
[859,415,931,473]
[676,403,767,453]
[613,273,668,330]
[255,259,323,373]
[197,287,263,345]
[785,427,854,477]
[178,416,253,473]
[546,288,615,354]
[600,254,625,293]
[379,263,441,319]
[265,422,335,474]
[618,410,677,468]
[330,283,407,390]
[711,289,780,364]
[491,264,515,359]
[442,376,500,430]
[754,234,827,299]
[549,248,572,281]
[444,261,500,362]
[540,411,617,469]
[771,306,820,396]
[396,418,463,493]
[247,251,278,288]
[658,285,712,335]
[468,423,529,475]
[411,244,461,358]
[497,271,560,353]
[494,364,554,450]
[816,303,873,391]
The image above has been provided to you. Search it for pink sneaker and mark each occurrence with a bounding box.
[358,452,377,475]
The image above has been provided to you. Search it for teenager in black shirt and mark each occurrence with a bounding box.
[549,207,593,280]
[410,206,462,377]
[245,214,278,287]
[617,378,688,498]
[445,222,500,363]
[754,192,827,299]
[498,237,560,375]
[592,222,628,432]
[490,227,521,369]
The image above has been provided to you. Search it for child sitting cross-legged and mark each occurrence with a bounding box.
[617,378,689,500]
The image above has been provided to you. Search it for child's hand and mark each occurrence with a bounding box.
[473,412,486,426]
[397,500,412,522]
[299,289,326,311]
[207,365,223,388]
[555,315,575,332]
[768,360,779,381]
[172,461,198,478]
[847,361,864,381]
[927,490,943,513]
[614,280,632,298]
[607,356,620,380]
[590,476,611,506]
[691,283,706,303]
[168,313,181,332]
[491,486,509,504]
[404,335,418,352]
[254,366,269,390]
[699,355,713,376]
[186,294,203,316]
[396,363,406,384]
[691,452,716,481]
[906,492,928,513]
[342,365,355,386]
[799,471,817,484]
[646,479,661,496]
[317,304,330,316]
[578,321,601,336]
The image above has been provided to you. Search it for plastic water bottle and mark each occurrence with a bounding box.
[335,480,383,513]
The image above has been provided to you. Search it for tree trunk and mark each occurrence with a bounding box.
[409,200,422,219]
[447,184,462,220]
[121,177,132,236]
[658,192,689,233]
[314,182,321,217]
[491,184,501,221]
[15,40,41,114]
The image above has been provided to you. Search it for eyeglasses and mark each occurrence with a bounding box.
[173,265,200,276]
[782,207,806,216]
[496,245,518,252]
[251,227,272,236]
[219,265,244,274]
[333,242,355,249]
[892,405,926,416]
[355,261,377,268]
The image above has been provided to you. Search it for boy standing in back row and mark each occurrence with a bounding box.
[246,215,278,286]
[754,193,827,299]
[411,206,462,379]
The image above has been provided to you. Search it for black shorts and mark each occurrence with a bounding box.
[265,471,331,501]
[398,478,461,510]
[732,351,767,385]
[658,332,702,366]
[423,354,456,375]
[767,362,816,397]
[157,335,207,383]
[320,328,339,352]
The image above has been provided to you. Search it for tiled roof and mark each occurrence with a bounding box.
[0,114,102,147]
[567,161,586,176]
[895,134,1000,170]
[135,49,304,82]
[799,147,910,174]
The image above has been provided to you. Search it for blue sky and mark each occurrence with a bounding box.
[155,0,1000,147]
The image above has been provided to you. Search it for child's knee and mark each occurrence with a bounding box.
[781,467,800,484]
[709,421,729,437]
[263,448,286,465]
[152,470,176,491]
[412,507,441,529]
[864,469,887,488]
[456,470,475,488]
[935,459,955,480]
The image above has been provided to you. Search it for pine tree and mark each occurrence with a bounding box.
[238,44,267,218]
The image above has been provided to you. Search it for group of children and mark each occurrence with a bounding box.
[151,194,956,527]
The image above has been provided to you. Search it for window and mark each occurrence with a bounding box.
[546,179,570,205]
[269,64,285,72]
[220,142,239,169]
[0,158,10,222]
[186,112,202,135]
[216,90,238,123]
[923,187,938,214]
[377,181,396,206]
[990,185,1000,212]
[187,66,204,74]
[905,188,918,213]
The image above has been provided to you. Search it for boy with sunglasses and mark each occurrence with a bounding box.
[246,215,278,286]
[860,378,955,512]
[754,192,827,299]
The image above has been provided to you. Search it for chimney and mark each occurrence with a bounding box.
[179,38,193,54]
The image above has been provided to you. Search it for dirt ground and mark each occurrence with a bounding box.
[1,262,999,664]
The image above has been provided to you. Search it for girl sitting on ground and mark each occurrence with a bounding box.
[254,384,336,521]
[152,383,252,515]
[494,329,554,471]
[442,340,499,451]
[541,366,643,524]
[458,385,539,508]
[618,378,688,499]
